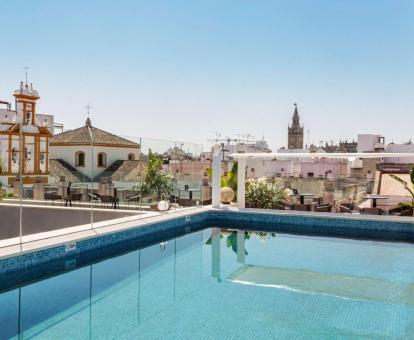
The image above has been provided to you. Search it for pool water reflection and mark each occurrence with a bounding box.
[1,228,414,339]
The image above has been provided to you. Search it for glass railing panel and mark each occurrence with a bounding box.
[233,154,413,217]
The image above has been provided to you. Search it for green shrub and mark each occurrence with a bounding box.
[245,177,287,209]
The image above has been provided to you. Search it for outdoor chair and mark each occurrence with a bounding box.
[389,206,413,217]
[101,195,119,209]
[290,203,312,211]
[88,193,101,204]
[338,203,354,213]
[315,203,332,212]
[64,193,83,207]
[272,203,288,210]
[126,194,140,207]
[360,207,384,215]
[44,192,62,205]
[313,197,323,205]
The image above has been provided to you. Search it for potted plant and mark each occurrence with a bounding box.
[207,162,238,204]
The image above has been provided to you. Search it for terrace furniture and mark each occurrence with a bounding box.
[272,203,288,210]
[178,188,200,201]
[362,195,389,208]
[313,197,323,205]
[314,203,333,212]
[291,193,314,204]
[389,206,414,217]
[290,203,312,211]
[100,195,119,209]
[44,192,62,205]
[338,203,353,214]
[64,193,83,207]
[88,193,101,205]
[126,194,140,207]
[360,207,385,215]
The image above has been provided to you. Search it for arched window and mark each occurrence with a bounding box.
[128,153,135,161]
[97,152,107,168]
[75,151,85,167]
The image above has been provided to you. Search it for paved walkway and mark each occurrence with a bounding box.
[0,205,138,240]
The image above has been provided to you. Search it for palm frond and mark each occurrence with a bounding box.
[411,165,414,186]
[390,174,414,198]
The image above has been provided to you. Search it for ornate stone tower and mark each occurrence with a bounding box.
[288,103,304,149]
[0,82,52,186]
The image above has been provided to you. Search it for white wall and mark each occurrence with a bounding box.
[0,135,8,173]
[357,134,382,152]
[49,145,139,178]
[9,136,20,174]
[245,158,347,179]
[383,143,414,163]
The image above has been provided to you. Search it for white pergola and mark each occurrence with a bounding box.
[211,151,414,209]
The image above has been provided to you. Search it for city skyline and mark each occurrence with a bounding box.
[1,1,413,150]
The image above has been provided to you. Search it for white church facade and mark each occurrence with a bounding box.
[49,118,140,180]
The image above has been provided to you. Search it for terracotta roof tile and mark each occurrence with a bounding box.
[50,125,139,148]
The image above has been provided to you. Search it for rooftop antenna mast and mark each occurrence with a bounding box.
[23,66,29,85]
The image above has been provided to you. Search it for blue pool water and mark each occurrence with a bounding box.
[1,228,414,339]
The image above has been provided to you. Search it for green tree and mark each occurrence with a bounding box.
[142,150,174,200]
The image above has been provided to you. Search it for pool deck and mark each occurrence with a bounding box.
[0,204,140,240]
[0,205,413,262]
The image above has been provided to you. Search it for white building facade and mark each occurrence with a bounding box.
[49,118,140,180]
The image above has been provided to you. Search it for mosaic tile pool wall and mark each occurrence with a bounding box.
[1,210,413,277]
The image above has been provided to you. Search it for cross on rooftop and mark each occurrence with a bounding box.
[85,103,92,116]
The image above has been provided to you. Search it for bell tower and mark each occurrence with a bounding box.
[288,103,304,149]
[13,81,40,126]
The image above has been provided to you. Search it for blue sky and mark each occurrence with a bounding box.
[1,0,413,150]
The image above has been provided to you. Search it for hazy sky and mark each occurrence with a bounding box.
[1,0,413,151]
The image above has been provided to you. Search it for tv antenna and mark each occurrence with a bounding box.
[23,66,29,85]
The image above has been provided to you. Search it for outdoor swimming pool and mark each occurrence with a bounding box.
[1,226,414,339]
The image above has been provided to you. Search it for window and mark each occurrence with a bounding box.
[307,172,314,178]
[97,152,107,167]
[128,153,135,161]
[75,151,85,167]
